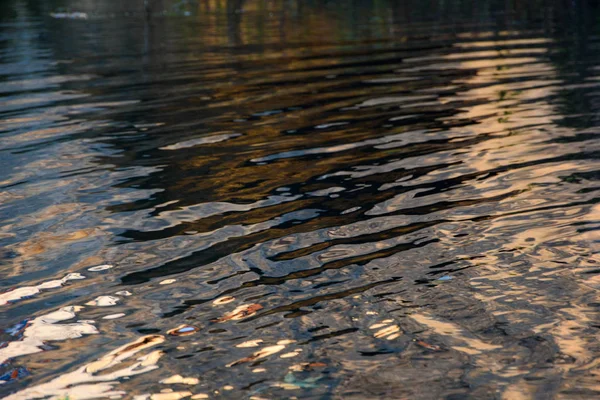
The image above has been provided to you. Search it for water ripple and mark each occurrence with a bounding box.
[3,0,600,398]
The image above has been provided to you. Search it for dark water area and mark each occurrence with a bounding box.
[3,0,600,398]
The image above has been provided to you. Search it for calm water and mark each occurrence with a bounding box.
[2,1,600,398]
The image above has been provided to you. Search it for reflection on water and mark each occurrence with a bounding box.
[2,0,600,398]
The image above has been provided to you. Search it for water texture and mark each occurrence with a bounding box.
[2,1,600,398]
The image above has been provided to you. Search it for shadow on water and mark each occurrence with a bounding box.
[3,0,600,398]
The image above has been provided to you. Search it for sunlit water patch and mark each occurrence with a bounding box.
[3,0,600,398]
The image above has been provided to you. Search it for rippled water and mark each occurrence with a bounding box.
[3,0,600,398]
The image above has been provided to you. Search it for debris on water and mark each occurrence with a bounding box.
[213,304,262,322]
[88,264,113,272]
[223,385,234,390]
[160,375,199,385]
[167,325,199,336]
[49,11,88,19]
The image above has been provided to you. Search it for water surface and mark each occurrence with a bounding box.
[3,1,600,398]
